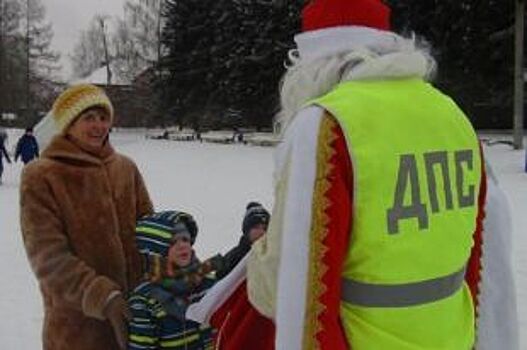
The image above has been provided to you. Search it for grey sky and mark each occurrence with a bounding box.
[43,0,125,79]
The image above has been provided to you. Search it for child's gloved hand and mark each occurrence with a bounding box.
[204,254,225,272]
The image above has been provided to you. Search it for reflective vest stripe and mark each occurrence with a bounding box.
[341,265,466,308]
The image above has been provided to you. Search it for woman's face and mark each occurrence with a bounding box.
[67,107,111,148]
[167,235,193,268]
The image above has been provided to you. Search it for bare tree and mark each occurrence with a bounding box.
[0,0,24,112]
[24,0,60,122]
[112,0,164,81]
[70,16,108,79]
[98,15,112,85]
[112,16,142,82]
[0,0,59,122]
[22,0,60,79]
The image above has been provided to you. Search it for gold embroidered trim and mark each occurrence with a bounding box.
[302,114,338,350]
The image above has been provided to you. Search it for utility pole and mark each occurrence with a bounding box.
[0,0,4,114]
[157,0,165,127]
[513,0,525,149]
[98,16,112,86]
[26,0,31,121]
[157,0,163,70]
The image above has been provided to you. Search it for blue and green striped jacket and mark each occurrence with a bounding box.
[128,277,216,350]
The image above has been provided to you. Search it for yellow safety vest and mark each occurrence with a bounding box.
[312,79,481,350]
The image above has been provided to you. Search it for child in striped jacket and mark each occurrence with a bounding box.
[128,211,222,350]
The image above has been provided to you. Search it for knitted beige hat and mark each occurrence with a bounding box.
[34,84,114,150]
[51,84,114,131]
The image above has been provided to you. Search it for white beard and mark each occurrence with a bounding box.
[275,34,436,135]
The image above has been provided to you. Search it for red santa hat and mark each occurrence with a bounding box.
[295,0,398,62]
[302,0,390,32]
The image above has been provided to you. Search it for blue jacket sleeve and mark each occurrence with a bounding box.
[128,294,159,350]
[215,235,252,279]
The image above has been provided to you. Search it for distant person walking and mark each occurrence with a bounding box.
[15,127,39,164]
[0,132,11,184]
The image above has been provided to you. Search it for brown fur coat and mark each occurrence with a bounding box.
[20,135,153,350]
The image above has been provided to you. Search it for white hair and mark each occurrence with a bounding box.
[276,33,437,134]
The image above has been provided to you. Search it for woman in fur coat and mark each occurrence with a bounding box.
[19,84,154,350]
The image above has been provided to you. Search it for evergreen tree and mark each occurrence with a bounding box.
[161,0,303,129]
[162,0,218,128]
[389,0,516,128]
[211,0,303,129]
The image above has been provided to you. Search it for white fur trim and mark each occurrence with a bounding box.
[295,26,402,62]
[185,255,248,324]
[278,27,433,128]
[187,106,325,348]
[476,164,519,350]
[33,111,59,152]
[275,106,324,349]
[350,51,430,80]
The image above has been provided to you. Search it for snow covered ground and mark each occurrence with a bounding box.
[0,129,525,349]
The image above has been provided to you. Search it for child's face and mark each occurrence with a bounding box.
[168,235,192,268]
[248,223,267,243]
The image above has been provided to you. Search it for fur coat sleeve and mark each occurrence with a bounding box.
[134,162,154,219]
[20,164,121,320]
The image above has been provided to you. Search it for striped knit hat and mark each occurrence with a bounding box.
[136,211,198,281]
[34,84,113,150]
[242,202,270,236]
[136,211,198,258]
